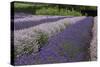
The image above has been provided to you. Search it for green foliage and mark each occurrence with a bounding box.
[14,2,33,8]
[23,45,33,54]
[13,2,97,16]
[79,6,97,10]
[36,7,82,16]
[14,31,49,58]
[14,2,36,13]
[35,31,49,48]
[36,7,59,15]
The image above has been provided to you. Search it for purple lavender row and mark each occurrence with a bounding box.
[14,15,71,30]
[14,17,93,65]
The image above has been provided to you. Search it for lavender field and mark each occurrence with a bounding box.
[12,13,97,65]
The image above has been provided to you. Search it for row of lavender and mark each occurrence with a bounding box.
[14,16,85,57]
[90,17,97,61]
[15,17,94,65]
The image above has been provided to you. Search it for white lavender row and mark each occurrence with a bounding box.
[14,15,68,30]
[90,17,97,61]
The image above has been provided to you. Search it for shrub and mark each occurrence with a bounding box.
[14,30,49,58]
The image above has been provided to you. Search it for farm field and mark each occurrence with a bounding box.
[12,13,97,65]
